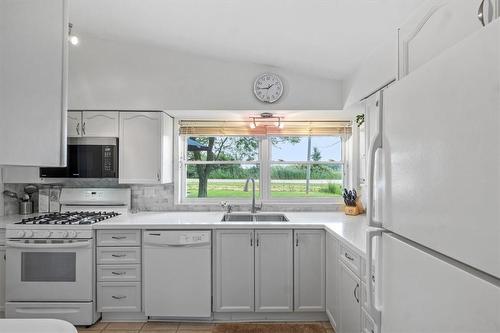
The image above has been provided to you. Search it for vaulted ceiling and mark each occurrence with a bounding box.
[69,0,423,79]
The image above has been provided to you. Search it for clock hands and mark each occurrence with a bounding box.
[257,83,275,90]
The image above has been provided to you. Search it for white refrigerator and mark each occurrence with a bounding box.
[365,20,500,333]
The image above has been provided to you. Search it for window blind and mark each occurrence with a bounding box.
[178,120,352,136]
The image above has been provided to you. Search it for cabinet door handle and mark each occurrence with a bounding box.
[111,236,126,240]
[82,122,86,135]
[111,295,127,300]
[256,235,260,247]
[156,172,160,181]
[354,283,360,303]
[345,252,354,261]
[111,271,126,276]
[111,254,126,257]
[295,236,299,247]
[250,234,253,247]
[76,123,80,135]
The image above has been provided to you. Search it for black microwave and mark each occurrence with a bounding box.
[40,144,118,178]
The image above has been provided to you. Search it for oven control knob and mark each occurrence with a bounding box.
[15,231,25,238]
[68,231,77,238]
[24,230,34,238]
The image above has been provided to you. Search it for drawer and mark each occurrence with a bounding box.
[362,308,378,333]
[97,230,141,246]
[97,264,141,282]
[340,244,361,276]
[97,247,141,264]
[97,282,141,312]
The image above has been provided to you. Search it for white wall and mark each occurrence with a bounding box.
[69,35,343,111]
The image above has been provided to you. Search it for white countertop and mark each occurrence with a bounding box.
[0,211,371,256]
[96,211,371,256]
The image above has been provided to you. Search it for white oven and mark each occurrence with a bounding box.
[6,239,94,302]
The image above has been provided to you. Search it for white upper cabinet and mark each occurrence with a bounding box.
[67,111,81,138]
[254,230,293,313]
[0,0,68,167]
[82,112,119,137]
[68,111,119,138]
[398,0,489,79]
[343,35,398,107]
[119,111,173,184]
[293,230,326,312]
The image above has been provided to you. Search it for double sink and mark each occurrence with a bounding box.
[221,213,289,222]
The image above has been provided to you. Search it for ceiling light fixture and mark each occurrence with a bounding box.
[68,23,79,46]
[249,112,284,129]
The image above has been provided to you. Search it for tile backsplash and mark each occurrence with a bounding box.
[3,179,341,215]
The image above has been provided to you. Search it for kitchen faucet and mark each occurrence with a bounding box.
[243,178,262,214]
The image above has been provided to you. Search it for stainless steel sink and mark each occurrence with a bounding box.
[221,213,289,222]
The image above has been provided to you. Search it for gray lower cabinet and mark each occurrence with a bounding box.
[254,230,293,312]
[294,230,326,312]
[96,230,141,313]
[339,261,361,333]
[214,230,254,312]
[326,233,340,329]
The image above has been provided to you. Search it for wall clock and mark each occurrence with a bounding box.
[253,73,284,103]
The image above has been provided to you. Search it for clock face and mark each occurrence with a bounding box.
[253,73,283,103]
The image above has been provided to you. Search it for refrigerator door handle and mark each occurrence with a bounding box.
[367,93,383,228]
[367,229,383,320]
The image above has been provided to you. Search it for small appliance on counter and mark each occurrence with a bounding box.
[3,185,38,215]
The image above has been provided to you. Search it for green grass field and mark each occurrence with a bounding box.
[186,180,342,198]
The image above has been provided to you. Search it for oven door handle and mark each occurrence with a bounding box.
[6,240,92,249]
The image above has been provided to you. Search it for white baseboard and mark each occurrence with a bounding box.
[101,311,328,323]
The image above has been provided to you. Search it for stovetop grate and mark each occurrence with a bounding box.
[17,211,121,225]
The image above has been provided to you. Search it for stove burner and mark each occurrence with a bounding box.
[17,211,121,225]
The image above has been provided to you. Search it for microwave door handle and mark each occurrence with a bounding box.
[6,240,92,249]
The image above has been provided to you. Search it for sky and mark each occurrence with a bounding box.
[272,136,342,162]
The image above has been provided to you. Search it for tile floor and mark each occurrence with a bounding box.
[76,321,335,333]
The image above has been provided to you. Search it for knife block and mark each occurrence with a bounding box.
[344,205,360,216]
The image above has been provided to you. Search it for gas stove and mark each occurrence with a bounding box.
[16,211,121,225]
[6,188,131,240]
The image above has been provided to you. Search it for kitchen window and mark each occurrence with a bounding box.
[178,120,351,203]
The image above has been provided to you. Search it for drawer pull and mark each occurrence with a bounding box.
[111,236,126,240]
[111,295,127,300]
[111,271,126,275]
[345,252,354,261]
[111,254,127,258]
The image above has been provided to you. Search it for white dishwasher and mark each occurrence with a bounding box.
[144,230,211,318]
